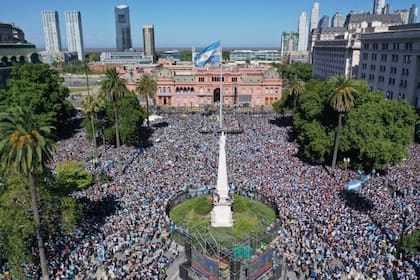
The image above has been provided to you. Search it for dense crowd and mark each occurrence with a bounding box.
[28,112,419,279]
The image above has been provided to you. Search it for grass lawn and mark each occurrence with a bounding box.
[169,194,276,249]
[69,87,89,93]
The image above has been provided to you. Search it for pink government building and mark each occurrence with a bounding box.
[119,62,282,108]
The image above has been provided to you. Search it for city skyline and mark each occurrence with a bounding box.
[1,0,417,49]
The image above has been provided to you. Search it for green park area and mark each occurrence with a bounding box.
[169,195,277,250]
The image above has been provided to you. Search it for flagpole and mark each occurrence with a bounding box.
[219,41,223,130]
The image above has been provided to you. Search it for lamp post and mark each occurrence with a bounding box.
[343,157,350,181]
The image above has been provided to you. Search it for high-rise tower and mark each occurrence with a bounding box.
[298,11,307,51]
[41,11,62,53]
[373,0,386,14]
[115,4,132,51]
[64,11,84,61]
[331,12,345,27]
[281,32,299,56]
[310,2,320,33]
[143,25,155,59]
[318,15,330,28]
[308,2,320,51]
[409,4,418,24]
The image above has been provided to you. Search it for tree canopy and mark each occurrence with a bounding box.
[271,62,313,82]
[291,80,416,171]
[0,64,75,137]
[82,92,146,146]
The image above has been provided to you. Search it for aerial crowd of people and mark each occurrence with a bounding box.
[23,111,419,279]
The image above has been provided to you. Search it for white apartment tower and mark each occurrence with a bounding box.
[142,24,156,58]
[310,2,320,33]
[64,11,84,61]
[41,11,62,53]
[298,11,308,51]
[331,12,345,27]
[373,0,386,14]
[409,4,418,24]
[308,2,320,51]
[115,4,132,51]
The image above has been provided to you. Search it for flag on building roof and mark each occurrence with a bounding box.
[194,40,221,67]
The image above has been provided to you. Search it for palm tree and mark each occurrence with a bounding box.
[0,106,56,280]
[81,95,104,149]
[328,75,358,169]
[285,74,305,112]
[83,61,91,96]
[99,68,127,149]
[135,74,157,127]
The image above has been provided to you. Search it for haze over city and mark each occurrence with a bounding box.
[1,0,417,49]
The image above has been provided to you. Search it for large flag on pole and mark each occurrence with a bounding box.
[194,40,221,67]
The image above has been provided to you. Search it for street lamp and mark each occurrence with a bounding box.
[343,157,350,181]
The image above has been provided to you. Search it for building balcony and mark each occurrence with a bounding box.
[156,92,172,96]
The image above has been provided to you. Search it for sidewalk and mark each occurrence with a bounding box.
[166,243,185,280]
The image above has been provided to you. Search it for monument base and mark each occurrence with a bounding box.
[211,205,233,227]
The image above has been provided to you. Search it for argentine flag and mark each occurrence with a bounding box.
[194,40,221,67]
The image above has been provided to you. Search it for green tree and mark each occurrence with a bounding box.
[55,161,93,193]
[81,95,105,148]
[285,75,305,112]
[271,62,312,81]
[0,107,56,280]
[135,74,157,127]
[292,63,313,82]
[341,92,415,170]
[294,79,415,170]
[96,92,146,146]
[0,63,74,136]
[327,75,358,169]
[0,174,34,278]
[99,68,128,150]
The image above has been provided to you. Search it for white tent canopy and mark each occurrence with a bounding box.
[148,115,163,122]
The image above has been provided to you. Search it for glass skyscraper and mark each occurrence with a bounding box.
[373,0,386,14]
[281,32,298,56]
[42,10,62,53]
[143,25,156,59]
[64,11,84,61]
[115,4,132,51]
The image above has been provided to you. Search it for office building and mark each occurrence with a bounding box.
[115,4,132,51]
[229,50,281,62]
[373,0,386,14]
[312,33,361,80]
[143,24,155,59]
[357,24,420,109]
[395,9,410,24]
[308,2,320,51]
[345,13,403,33]
[331,12,345,27]
[311,13,403,80]
[281,32,299,56]
[318,15,330,28]
[160,50,182,62]
[298,11,308,51]
[409,4,418,24]
[383,4,390,15]
[310,2,320,33]
[41,10,62,53]
[99,51,153,64]
[64,11,84,61]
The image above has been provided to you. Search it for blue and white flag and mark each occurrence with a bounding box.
[194,40,221,67]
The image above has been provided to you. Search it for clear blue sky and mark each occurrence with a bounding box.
[1,0,417,49]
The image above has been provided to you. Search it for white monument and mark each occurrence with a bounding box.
[211,132,233,227]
